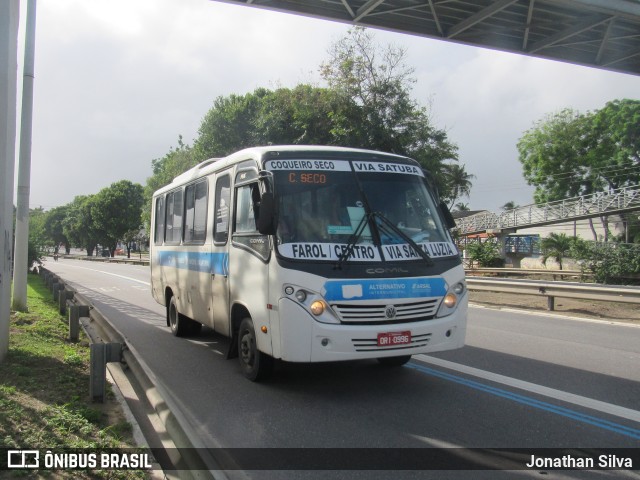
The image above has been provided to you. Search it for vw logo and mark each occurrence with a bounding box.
[385,305,397,319]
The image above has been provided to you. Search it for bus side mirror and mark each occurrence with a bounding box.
[257,192,276,235]
[439,202,456,230]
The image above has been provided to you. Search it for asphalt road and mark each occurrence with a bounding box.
[43,258,640,479]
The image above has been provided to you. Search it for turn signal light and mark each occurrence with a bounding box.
[443,293,457,308]
[310,300,325,316]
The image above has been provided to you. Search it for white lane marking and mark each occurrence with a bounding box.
[469,303,640,329]
[54,263,150,286]
[415,354,640,424]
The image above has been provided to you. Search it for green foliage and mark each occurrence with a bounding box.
[320,27,460,200]
[28,239,44,272]
[465,240,504,267]
[517,99,640,203]
[62,195,100,255]
[50,181,144,256]
[441,164,475,208]
[1,277,146,478]
[146,28,463,209]
[540,232,575,270]
[91,180,144,255]
[570,240,640,285]
[584,99,640,190]
[517,108,589,203]
[27,208,47,272]
[43,205,71,252]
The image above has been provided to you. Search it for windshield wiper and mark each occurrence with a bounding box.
[373,212,434,266]
[334,212,371,270]
[334,211,434,269]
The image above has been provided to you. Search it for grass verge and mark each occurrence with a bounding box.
[0,274,149,479]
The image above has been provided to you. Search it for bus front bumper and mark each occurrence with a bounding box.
[278,296,467,363]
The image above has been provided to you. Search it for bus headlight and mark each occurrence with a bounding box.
[295,290,307,303]
[436,282,466,318]
[284,284,338,324]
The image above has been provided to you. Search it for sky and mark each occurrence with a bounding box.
[18,0,640,213]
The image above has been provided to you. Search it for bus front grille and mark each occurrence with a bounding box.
[331,298,440,324]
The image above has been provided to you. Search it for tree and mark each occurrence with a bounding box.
[517,99,640,241]
[583,99,640,241]
[28,208,47,271]
[570,239,640,285]
[63,195,100,256]
[518,99,640,199]
[583,99,640,191]
[146,28,464,208]
[143,137,197,231]
[92,180,144,256]
[540,232,574,270]
[441,163,475,208]
[501,201,519,211]
[43,205,70,253]
[454,202,470,212]
[517,108,590,204]
[320,27,460,197]
[194,85,344,160]
[465,239,503,267]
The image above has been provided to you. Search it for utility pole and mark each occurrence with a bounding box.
[13,0,37,312]
[0,0,20,362]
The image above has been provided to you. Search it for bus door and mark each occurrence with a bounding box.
[228,175,271,346]
[211,173,231,334]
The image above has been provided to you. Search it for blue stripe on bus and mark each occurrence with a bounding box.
[157,251,228,275]
[322,277,447,302]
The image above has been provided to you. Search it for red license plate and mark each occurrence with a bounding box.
[377,331,411,347]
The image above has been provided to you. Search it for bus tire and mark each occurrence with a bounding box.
[377,355,412,367]
[189,321,202,336]
[168,295,188,337]
[238,317,273,381]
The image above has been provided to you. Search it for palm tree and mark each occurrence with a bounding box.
[540,232,574,270]
[444,164,475,208]
[454,202,470,212]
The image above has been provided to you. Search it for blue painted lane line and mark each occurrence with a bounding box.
[407,362,640,441]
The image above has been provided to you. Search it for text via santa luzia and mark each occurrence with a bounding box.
[383,242,457,261]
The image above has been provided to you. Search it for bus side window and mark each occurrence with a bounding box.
[214,174,231,244]
[165,190,183,244]
[184,180,208,244]
[234,184,258,234]
[154,196,165,245]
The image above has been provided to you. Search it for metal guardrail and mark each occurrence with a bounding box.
[466,277,640,310]
[466,268,589,278]
[39,268,218,479]
[56,254,150,266]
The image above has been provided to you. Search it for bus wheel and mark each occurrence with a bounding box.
[238,317,273,381]
[377,355,412,367]
[168,296,188,337]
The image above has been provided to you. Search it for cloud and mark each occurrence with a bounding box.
[22,0,640,212]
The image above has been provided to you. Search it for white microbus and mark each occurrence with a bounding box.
[150,146,467,381]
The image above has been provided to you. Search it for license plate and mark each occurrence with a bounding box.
[377,331,411,347]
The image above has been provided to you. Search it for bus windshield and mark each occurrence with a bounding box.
[265,158,457,263]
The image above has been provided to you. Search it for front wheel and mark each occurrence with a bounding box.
[238,317,273,381]
[377,355,412,367]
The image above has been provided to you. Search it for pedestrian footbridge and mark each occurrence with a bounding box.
[455,185,640,235]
